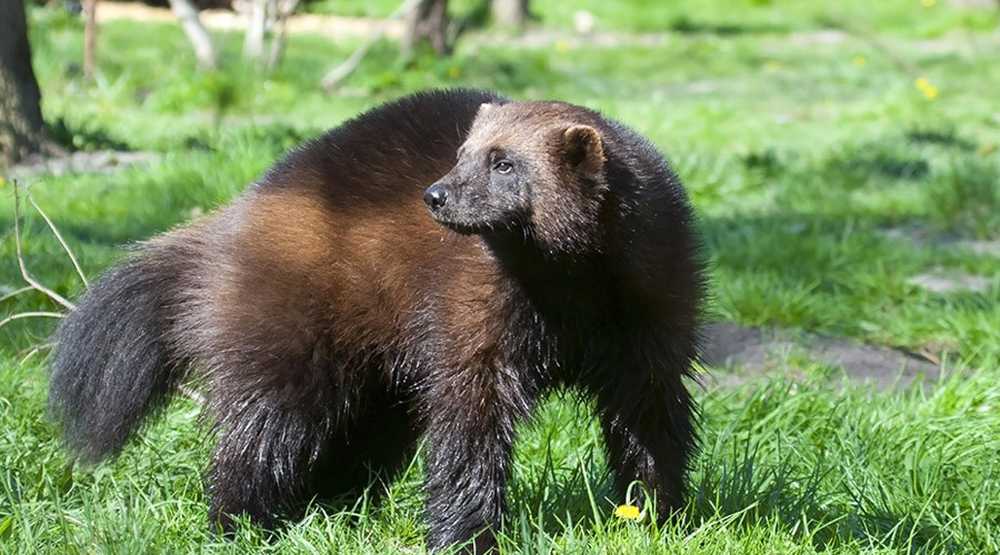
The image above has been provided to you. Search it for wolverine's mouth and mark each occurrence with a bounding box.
[430,210,525,237]
[437,219,489,235]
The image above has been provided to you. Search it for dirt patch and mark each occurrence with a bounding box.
[467,28,670,49]
[907,271,994,294]
[879,224,1000,257]
[955,239,1000,258]
[701,322,940,390]
[787,29,848,46]
[878,225,998,294]
[10,150,158,178]
[97,3,405,41]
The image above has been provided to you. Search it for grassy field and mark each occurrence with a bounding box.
[2,1,999,552]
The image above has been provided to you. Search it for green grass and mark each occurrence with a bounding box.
[2,1,999,552]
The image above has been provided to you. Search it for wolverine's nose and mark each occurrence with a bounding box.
[424,184,448,211]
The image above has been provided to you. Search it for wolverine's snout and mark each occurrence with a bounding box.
[424,182,449,211]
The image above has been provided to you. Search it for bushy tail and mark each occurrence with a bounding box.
[49,246,190,463]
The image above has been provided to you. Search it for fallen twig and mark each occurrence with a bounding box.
[320,0,422,92]
[0,311,65,332]
[11,180,76,311]
[5,181,206,407]
[19,342,55,365]
[266,0,301,70]
[0,286,34,304]
[26,193,89,288]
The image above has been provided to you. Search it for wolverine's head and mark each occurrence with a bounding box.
[424,101,609,254]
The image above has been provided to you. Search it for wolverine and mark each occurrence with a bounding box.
[49,89,705,552]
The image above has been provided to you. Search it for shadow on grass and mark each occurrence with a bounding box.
[47,117,134,153]
[669,15,788,35]
[905,126,976,151]
[823,141,931,182]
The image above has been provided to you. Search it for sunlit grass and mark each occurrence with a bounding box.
[2,2,998,552]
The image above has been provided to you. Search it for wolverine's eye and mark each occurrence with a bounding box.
[493,160,513,174]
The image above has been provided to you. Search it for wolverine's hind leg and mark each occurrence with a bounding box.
[311,388,419,504]
[202,357,338,532]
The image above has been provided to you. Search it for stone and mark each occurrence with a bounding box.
[701,322,940,390]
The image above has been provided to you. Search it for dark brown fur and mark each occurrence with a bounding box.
[49,89,705,552]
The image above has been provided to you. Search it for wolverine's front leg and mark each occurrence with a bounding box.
[421,365,538,553]
[592,364,697,521]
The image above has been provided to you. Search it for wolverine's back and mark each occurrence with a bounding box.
[50,88,504,467]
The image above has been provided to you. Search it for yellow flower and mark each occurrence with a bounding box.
[915,77,939,100]
[447,66,461,79]
[852,56,866,66]
[764,60,783,72]
[921,0,936,7]
[555,40,572,53]
[614,504,642,521]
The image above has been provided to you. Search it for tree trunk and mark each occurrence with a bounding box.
[243,0,268,61]
[491,0,528,28]
[83,0,98,79]
[0,0,47,166]
[265,0,299,70]
[402,0,450,59]
[167,0,218,70]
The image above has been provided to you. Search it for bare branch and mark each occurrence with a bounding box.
[321,0,423,92]
[321,36,381,92]
[0,311,64,332]
[243,0,269,61]
[11,180,76,311]
[402,0,450,58]
[0,286,34,304]
[27,192,89,288]
[491,0,529,28]
[19,342,55,365]
[83,0,99,79]
[266,0,300,70]
[167,0,218,70]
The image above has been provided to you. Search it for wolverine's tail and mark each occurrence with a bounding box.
[49,243,192,463]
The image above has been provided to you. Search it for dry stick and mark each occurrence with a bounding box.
[244,0,268,61]
[0,311,64,332]
[19,342,55,365]
[7,182,206,406]
[0,286,34,304]
[11,181,76,311]
[27,193,89,288]
[83,0,99,79]
[266,0,301,70]
[168,0,218,70]
[320,35,382,91]
[320,0,423,92]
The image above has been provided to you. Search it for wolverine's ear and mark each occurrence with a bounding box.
[477,103,495,117]
[562,125,605,175]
